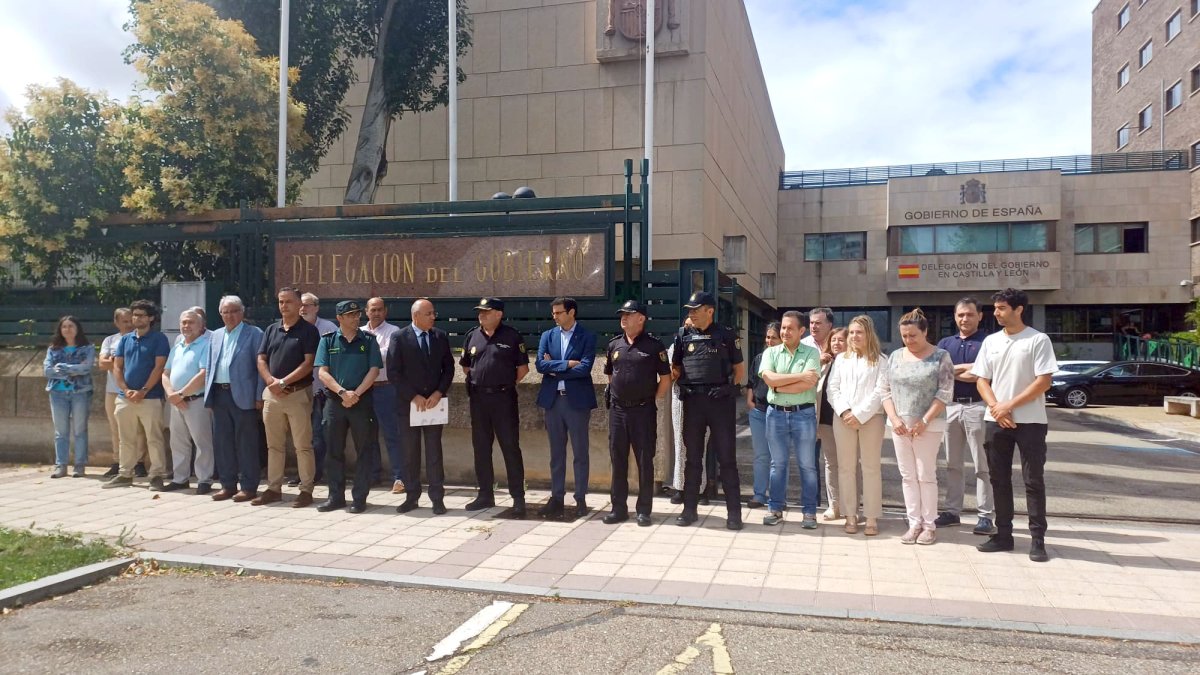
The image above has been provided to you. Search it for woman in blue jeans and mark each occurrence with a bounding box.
[745,322,781,508]
[44,316,95,478]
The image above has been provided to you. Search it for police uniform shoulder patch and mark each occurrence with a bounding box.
[687,343,695,353]
[612,350,620,361]
[735,337,742,349]
[659,351,668,362]
[518,342,527,354]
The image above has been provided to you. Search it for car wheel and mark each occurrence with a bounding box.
[1063,387,1089,409]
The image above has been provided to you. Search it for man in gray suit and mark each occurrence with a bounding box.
[204,295,265,502]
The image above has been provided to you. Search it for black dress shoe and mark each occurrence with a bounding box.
[726,516,743,531]
[348,502,367,514]
[396,499,419,514]
[699,495,711,506]
[195,483,213,495]
[602,512,629,525]
[511,499,527,518]
[747,500,766,509]
[669,492,684,505]
[465,496,496,511]
[431,500,447,515]
[103,464,119,477]
[161,481,189,492]
[537,501,564,518]
[976,535,1016,553]
[636,514,652,527]
[286,476,301,488]
[316,499,347,513]
[575,500,588,518]
[675,511,698,527]
[1029,537,1049,562]
[134,462,148,478]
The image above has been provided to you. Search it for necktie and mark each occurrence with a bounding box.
[419,332,430,356]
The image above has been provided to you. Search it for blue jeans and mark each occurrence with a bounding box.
[766,405,818,514]
[748,406,770,502]
[49,390,92,467]
[370,383,406,483]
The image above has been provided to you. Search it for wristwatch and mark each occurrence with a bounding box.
[338,388,348,397]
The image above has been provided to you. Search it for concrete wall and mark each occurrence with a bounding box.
[300,0,783,298]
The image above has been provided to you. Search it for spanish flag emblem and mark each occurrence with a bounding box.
[898,264,920,280]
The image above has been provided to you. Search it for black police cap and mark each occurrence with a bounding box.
[683,291,716,308]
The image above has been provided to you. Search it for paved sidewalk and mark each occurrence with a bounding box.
[3,466,1198,642]
[1061,405,1200,444]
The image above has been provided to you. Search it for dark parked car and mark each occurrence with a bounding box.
[1047,360,1200,409]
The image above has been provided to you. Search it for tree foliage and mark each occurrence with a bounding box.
[0,80,131,288]
[345,0,472,203]
[123,0,308,216]
[200,0,375,183]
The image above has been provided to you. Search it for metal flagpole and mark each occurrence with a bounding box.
[643,0,655,270]
[448,0,458,201]
[276,0,290,207]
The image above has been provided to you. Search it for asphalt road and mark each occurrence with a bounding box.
[1,573,1195,675]
[735,408,1200,524]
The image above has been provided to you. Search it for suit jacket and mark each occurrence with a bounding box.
[534,323,597,410]
[204,322,265,411]
[386,325,454,405]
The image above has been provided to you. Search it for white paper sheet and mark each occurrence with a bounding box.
[410,397,448,426]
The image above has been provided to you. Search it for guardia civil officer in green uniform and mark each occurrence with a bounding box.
[671,291,746,530]
[314,300,382,514]
[459,298,530,516]
[603,300,672,526]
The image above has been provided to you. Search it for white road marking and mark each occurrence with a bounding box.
[425,600,515,662]
[657,622,734,674]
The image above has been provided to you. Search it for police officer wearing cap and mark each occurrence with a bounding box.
[459,298,530,516]
[671,291,746,529]
[314,300,382,513]
[603,300,672,526]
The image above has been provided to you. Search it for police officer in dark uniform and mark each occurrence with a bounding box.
[672,291,746,530]
[314,300,382,514]
[459,298,530,516]
[603,300,673,526]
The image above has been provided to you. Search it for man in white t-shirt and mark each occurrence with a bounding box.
[970,288,1058,562]
[97,308,148,477]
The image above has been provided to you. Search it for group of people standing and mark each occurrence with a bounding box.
[742,289,1057,561]
[42,285,1056,559]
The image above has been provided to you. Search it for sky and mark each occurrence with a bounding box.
[0,0,1097,170]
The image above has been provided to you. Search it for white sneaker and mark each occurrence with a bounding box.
[822,506,842,521]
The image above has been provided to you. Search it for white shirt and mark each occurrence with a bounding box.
[366,320,400,383]
[971,327,1058,424]
[800,335,817,349]
[557,324,575,391]
[826,352,884,423]
[101,332,128,394]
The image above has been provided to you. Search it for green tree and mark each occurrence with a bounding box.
[0,80,131,289]
[344,0,472,204]
[199,0,472,205]
[198,0,376,184]
[122,0,308,216]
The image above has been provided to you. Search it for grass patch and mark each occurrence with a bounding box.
[0,528,119,590]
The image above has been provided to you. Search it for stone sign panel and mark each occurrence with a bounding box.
[275,233,607,299]
[886,252,1062,292]
[597,0,689,62]
[887,170,1062,226]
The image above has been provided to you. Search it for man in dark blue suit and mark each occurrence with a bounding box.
[204,295,265,502]
[534,297,597,519]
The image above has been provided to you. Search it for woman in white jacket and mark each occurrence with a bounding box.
[826,315,886,536]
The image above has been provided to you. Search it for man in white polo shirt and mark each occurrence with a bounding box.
[971,288,1058,563]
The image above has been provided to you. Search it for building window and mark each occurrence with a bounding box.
[722,235,747,274]
[829,308,892,342]
[1139,40,1153,68]
[1167,11,1182,41]
[1138,104,1153,131]
[1117,125,1131,148]
[897,222,1048,255]
[1166,80,1183,111]
[1192,140,1200,167]
[1118,63,1131,88]
[1074,223,1149,254]
[1192,64,1200,94]
[1118,3,1131,29]
[1191,216,1200,244]
[804,232,866,261]
[1192,0,1199,17]
[759,273,776,300]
